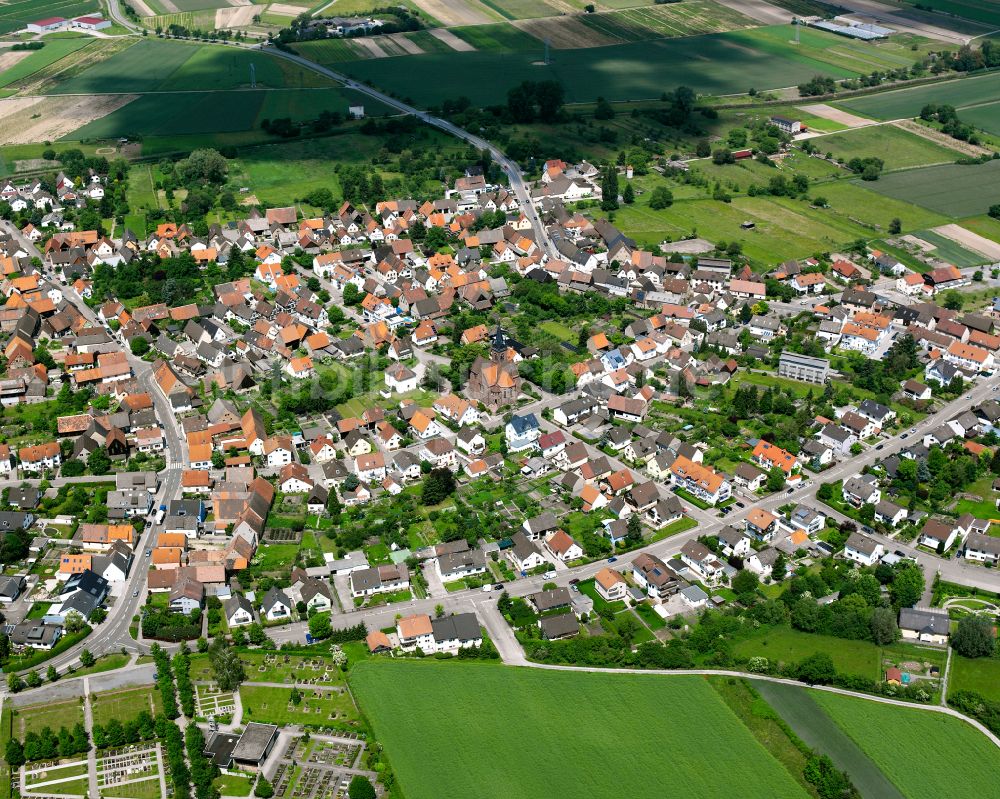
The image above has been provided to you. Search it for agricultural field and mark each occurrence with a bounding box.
[898,0,1000,27]
[909,228,989,266]
[338,25,857,107]
[479,0,563,20]
[813,690,1000,799]
[0,0,98,34]
[351,660,810,799]
[815,124,964,171]
[837,71,1000,124]
[862,159,1000,217]
[0,37,92,89]
[45,40,333,95]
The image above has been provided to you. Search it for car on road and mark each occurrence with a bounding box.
[494,584,504,591]
[543,571,557,580]
[607,556,617,563]
[482,584,494,592]
[145,549,151,557]
[735,501,746,508]
[861,525,874,534]
[901,433,908,439]
[786,487,794,494]
[876,443,884,450]
[909,427,916,433]
[569,578,580,585]
[133,590,139,597]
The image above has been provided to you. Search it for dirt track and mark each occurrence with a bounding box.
[414,0,492,27]
[0,94,136,145]
[427,27,475,51]
[894,119,991,157]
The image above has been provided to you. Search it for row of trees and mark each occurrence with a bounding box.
[5,723,89,767]
[152,643,180,720]
[174,646,196,717]
[186,723,220,799]
[92,711,157,750]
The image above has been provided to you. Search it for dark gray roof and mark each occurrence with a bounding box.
[539,612,579,640]
[431,613,481,643]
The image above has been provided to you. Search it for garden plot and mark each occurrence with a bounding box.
[194,683,236,718]
[96,744,161,795]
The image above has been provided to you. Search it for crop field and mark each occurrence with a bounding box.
[143,10,217,30]
[0,37,91,89]
[950,100,1000,137]
[813,690,1000,799]
[862,159,1000,217]
[900,0,1000,26]
[352,661,809,799]
[837,71,1000,122]
[0,0,97,34]
[577,0,757,43]
[46,40,332,95]
[450,21,541,51]
[338,26,856,106]
[754,682,906,799]
[170,0,233,11]
[292,38,364,63]
[816,124,963,170]
[479,0,563,20]
[910,228,988,266]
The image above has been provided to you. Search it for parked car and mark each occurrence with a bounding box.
[607,556,618,563]
[876,443,884,450]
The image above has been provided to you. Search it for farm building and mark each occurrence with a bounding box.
[27,17,66,32]
[73,15,111,30]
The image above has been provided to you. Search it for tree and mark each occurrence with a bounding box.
[308,612,332,640]
[888,217,902,234]
[771,552,787,582]
[870,606,899,645]
[601,166,619,211]
[211,450,226,469]
[47,665,58,683]
[622,182,635,204]
[797,652,836,684]
[80,649,95,668]
[5,738,25,768]
[130,337,150,356]
[649,186,673,210]
[342,283,361,306]
[434,604,445,618]
[88,447,111,476]
[421,467,455,506]
[766,466,786,492]
[209,638,246,691]
[255,776,274,799]
[348,776,376,799]
[990,203,1000,220]
[942,290,963,311]
[890,563,924,608]
[25,670,41,688]
[952,614,996,658]
[626,513,642,545]
[7,672,22,692]
[247,623,267,646]
[732,569,759,603]
[594,96,614,119]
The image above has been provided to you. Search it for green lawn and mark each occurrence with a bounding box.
[836,71,1000,122]
[239,684,357,727]
[102,778,162,799]
[351,660,809,799]
[948,654,1000,702]
[813,689,1000,799]
[12,699,84,739]
[732,626,881,679]
[214,774,254,797]
[91,686,162,728]
[951,476,1000,519]
[817,124,963,171]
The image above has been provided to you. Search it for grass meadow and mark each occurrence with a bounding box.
[816,124,963,171]
[351,660,810,799]
[837,71,1000,124]
[0,37,92,88]
[813,690,1000,799]
[948,654,1000,702]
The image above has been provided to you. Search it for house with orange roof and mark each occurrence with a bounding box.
[669,455,731,506]
[181,469,213,493]
[544,530,583,562]
[152,547,183,568]
[752,440,798,476]
[595,568,627,602]
[284,356,314,379]
[945,340,994,373]
[189,443,213,470]
[412,321,438,347]
[579,483,608,512]
[18,441,61,473]
[409,409,441,440]
[58,553,92,578]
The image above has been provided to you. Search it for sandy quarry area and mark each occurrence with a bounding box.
[216,4,264,27]
[0,94,136,145]
[427,27,475,51]
[932,224,1000,262]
